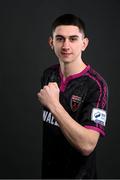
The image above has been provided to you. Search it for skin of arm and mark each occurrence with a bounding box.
[37,82,100,156]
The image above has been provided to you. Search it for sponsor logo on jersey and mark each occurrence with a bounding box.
[70,95,82,112]
[43,110,59,127]
[91,108,107,126]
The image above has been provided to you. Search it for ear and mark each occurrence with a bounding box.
[81,37,89,51]
[48,36,54,50]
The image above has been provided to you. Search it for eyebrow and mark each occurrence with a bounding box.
[55,35,79,38]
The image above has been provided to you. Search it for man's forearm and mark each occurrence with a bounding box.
[50,103,100,156]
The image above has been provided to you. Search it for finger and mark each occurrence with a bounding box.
[37,90,42,97]
[48,82,55,86]
[37,92,41,100]
[52,82,59,90]
[43,85,49,91]
[53,82,58,87]
[48,82,58,88]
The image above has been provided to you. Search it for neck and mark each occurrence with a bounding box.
[60,59,87,80]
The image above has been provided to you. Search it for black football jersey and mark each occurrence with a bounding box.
[40,64,108,179]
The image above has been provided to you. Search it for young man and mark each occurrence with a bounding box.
[37,14,108,179]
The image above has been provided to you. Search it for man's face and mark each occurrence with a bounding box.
[50,25,88,63]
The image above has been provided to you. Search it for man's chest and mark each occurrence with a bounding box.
[59,78,88,114]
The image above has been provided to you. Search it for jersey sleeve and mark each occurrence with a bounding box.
[80,79,108,136]
[40,70,49,88]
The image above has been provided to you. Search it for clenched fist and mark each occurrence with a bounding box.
[37,82,60,111]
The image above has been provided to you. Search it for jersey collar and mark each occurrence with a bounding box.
[59,65,90,92]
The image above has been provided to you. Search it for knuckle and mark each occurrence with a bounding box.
[43,85,48,90]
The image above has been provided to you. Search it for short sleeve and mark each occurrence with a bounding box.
[80,78,108,136]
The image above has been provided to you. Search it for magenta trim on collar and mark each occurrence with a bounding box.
[84,125,105,136]
[60,65,90,92]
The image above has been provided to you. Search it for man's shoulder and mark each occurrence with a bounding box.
[86,66,108,88]
[43,64,59,74]
[41,64,60,84]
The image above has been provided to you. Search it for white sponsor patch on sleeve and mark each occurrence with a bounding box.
[91,108,107,126]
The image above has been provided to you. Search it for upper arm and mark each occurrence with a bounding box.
[80,77,108,137]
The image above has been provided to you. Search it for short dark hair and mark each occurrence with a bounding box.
[51,14,86,37]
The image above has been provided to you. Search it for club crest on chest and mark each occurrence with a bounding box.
[70,95,82,112]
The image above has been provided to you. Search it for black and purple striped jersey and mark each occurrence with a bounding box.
[41,64,108,179]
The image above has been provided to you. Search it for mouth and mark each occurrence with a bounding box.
[61,52,72,56]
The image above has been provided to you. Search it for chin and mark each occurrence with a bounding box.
[60,59,72,63]
[59,56,73,62]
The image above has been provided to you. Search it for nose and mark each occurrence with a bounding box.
[62,39,70,51]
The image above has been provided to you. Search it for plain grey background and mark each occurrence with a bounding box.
[0,0,120,178]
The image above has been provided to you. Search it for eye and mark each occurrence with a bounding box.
[69,37,78,42]
[56,37,64,42]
